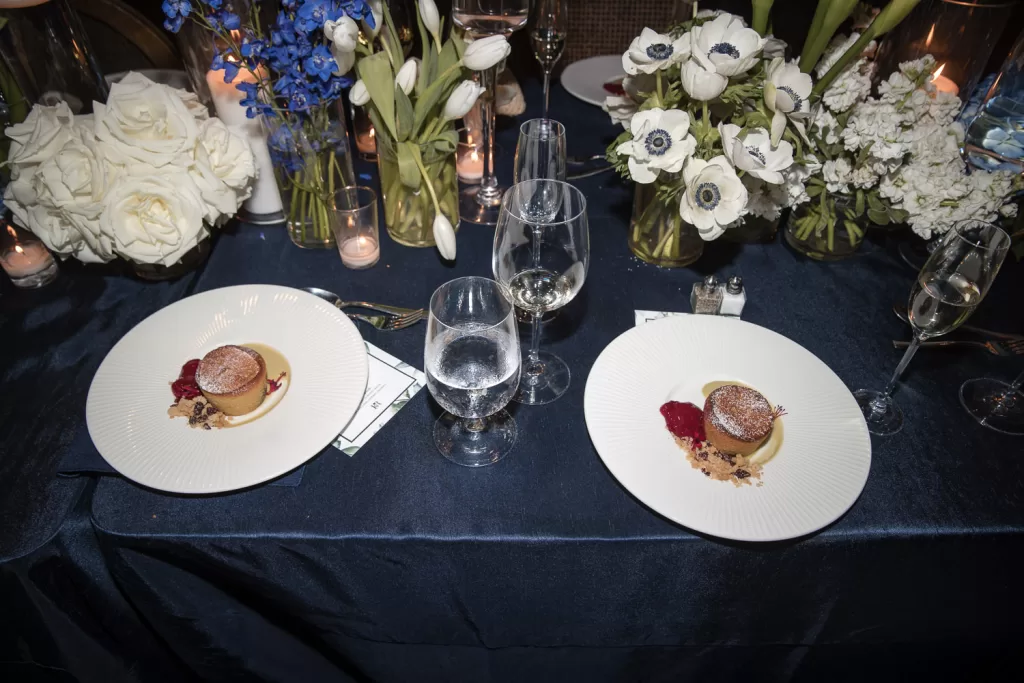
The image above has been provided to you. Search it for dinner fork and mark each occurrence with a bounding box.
[893,338,1024,356]
[348,310,424,331]
[303,287,424,317]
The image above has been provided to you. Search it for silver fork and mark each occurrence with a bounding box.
[348,310,425,331]
[303,287,424,317]
[893,339,1024,356]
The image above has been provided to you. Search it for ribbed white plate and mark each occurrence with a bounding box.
[562,55,625,107]
[584,315,871,542]
[87,285,368,494]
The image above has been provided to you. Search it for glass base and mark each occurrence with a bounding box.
[515,351,570,405]
[459,185,504,226]
[7,259,59,288]
[515,306,557,324]
[960,378,1024,435]
[434,410,516,467]
[853,389,904,436]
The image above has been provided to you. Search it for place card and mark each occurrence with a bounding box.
[635,310,689,327]
[332,342,426,456]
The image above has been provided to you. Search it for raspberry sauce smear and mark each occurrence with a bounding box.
[660,401,706,444]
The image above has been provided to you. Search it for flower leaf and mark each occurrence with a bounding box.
[357,51,397,139]
[397,140,422,189]
[395,84,414,142]
[867,208,890,225]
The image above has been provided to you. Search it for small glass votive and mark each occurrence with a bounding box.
[351,103,377,161]
[1,223,59,288]
[332,186,380,270]
[457,127,484,184]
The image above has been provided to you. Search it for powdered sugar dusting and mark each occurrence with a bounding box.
[705,385,774,442]
[197,345,265,395]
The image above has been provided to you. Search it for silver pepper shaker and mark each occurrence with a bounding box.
[719,276,746,318]
[690,275,723,314]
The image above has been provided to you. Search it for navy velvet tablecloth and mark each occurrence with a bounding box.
[5,82,1024,682]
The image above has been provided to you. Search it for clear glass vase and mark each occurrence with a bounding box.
[628,180,704,267]
[784,194,867,261]
[377,141,459,248]
[264,105,356,249]
[723,214,782,243]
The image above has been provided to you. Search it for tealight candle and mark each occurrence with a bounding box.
[340,235,380,269]
[1,225,58,288]
[332,186,380,270]
[457,130,484,183]
[930,64,959,97]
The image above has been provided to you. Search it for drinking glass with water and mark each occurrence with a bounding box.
[965,28,1024,173]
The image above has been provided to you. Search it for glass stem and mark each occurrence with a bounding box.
[476,63,502,207]
[529,312,542,364]
[1004,370,1024,395]
[992,370,1024,415]
[873,335,922,409]
[542,70,551,119]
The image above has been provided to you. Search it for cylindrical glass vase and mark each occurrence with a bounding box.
[964,26,1024,172]
[628,180,704,267]
[784,195,867,261]
[377,141,459,248]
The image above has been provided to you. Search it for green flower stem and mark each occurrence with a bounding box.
[411,152,443,218]
[656,71,664,104]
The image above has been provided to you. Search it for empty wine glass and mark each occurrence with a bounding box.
[529,0,568,118]
[425,276,521,466]
[493,180,589,405]
[514,118,566,183]
[453,0,530,226]
[960,369,1024,435]
[854,220,1011,435]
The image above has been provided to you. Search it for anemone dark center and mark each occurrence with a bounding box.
[646,43,674,61]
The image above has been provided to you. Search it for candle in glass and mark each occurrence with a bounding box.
[1,224,58,288]
[457,130,484,183]
[332,186,380,270]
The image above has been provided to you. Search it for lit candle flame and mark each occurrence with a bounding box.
[925,24,935,49]
[15,244,24,254]
[7,225,16,239]
[932,63,945,80]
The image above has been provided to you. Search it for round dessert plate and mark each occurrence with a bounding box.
[561,55,624,107]
[87,285,368,494]
[584,315,871,542]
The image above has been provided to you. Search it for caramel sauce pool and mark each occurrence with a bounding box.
[223,343,291,427]
[701,381,783,466]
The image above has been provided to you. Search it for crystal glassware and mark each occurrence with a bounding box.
[452,0,530,226]
[331,186,380,270]
[514,118,566,183]
[964,25,1024,173]
[854,220,1011,435]
[960,370,1024,435]
[493,180,589,405]
[529,0,568,118]
[425,276,521,466]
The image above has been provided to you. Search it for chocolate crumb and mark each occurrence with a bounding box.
[734,469,750,479]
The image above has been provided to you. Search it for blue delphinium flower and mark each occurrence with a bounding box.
[210,52,240,83]
[304,45,336,82]
[161,0,191,32]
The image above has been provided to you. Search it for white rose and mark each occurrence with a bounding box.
[190,118,257,224]
[94,72,199,168]
[101,173,209,266]
[173,87,211,121]
[4,101,75,166]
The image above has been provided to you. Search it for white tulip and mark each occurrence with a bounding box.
[362,0,384,39]
[614,108,696,184]
[432,214,457,260]
[419,0,442,46]
[622,28,690,75]
[680,59,728,101]
[443,80,485,120]
[325,16,359,75]
[350,80,370,106]
[718,123,794,184]
[395,59,419,95]
[463,35,511,71]
[679,156,748,241]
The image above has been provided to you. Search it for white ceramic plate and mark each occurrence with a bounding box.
[561,55,625,107]
[584,315,871,542]
[87,285,368,494]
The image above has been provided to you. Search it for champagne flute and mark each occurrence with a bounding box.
[514,118,566,183]
[425,276,521,466]
[960,369,1024,435]
[452,0,530,226]
[493,180,589,405]
[854,220,1011,435]
[529,0,568,119]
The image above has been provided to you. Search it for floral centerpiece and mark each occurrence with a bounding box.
[2,72,255,276]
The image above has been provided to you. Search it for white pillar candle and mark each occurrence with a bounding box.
[339,235,380,269]
[205,66,284,216]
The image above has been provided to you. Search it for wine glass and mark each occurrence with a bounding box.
[452,0,530,226]
[853,220,1011,435]
[514,118,566,183]
[529,0,568,118]
[960,369,1024,435]
[493,180,589,405]
[425,276,521,466]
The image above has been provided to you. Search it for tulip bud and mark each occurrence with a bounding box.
[395,59,419,95]
[462,34,511,71]
[433,214,457,260]
[350,80,370,106]
[419,0,442,46]
[443,80,485,120]
[325,16,359,75]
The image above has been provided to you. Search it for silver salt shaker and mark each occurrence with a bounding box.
[690,275,723,314]
[719,276,746,318]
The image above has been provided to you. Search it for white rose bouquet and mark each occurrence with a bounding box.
[3,73,256,267]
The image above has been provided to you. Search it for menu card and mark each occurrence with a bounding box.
[635,310,688,326]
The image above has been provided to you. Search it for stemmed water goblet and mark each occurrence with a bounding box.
[529,0,568,118]
[493,180,589,405]
[854,220,1011,435]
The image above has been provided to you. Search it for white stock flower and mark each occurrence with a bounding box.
[325,16,359,74]
[822,158,853,194]
[190,118,256,224]
[764,58,813,144]
[690,13,764,77]
[443,80,485,120]
[763,35,787,60]
[679,156,748,240]
[396,59,419,95]
[419,0,441,45]
[718,123,794,184]
[680,59,728,101]
[94,72,199,167]
[822,66,873,113]
[4,101,75,166]
[622,28,690,75]
[463,35,511,71]
[350,80,370,106]
[100,172,209,266]
[433,214,456,260]
[615,108,696,184]
[603,95,636,129]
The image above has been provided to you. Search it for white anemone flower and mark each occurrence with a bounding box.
[718,123,794,184]
[680,59,728,101]
[602,95,636,129]
[764,57,813,145]
[690,13,764,77]
[615,108,696,184]
[622,28,690,75]
[679,156,748,241]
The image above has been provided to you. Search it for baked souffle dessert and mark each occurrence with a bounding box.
[703,385,775,456]
[196,345,268,416]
